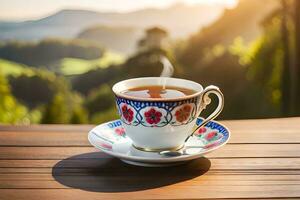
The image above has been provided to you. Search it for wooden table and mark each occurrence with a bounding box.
[0,118,300,199]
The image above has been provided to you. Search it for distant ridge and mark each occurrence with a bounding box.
[77,25,141,55]
[0,3,225,41]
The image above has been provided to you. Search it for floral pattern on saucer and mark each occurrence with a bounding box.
[89,118,229,154]
[195,118,229,149]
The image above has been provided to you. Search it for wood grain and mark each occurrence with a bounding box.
[0,118,299,146]
[0,117,299,199]
[1,186,300,200]
[0,143,299,160]
[1,158,300,171]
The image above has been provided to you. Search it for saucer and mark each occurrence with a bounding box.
[88,119,230,167]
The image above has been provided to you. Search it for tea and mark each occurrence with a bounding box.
[122,85,196,99]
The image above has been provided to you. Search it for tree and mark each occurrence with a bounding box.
[294,0,300,113]
[0,73,40,124]
[0,38,103,67]
[9,69,69,109]
[84,84,115,115]
[9,73,55,108]
[281,0,292,115]
[42,92,88,124]
[41,93,70,124]
[137,27,168,52]
[70,106,89,124]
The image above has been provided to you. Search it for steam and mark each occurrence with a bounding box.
[159,55,174,90]
[160,56,174,78]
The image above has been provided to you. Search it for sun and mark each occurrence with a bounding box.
[185,0,238,8]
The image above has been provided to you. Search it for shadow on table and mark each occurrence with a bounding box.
[52,152,210,192]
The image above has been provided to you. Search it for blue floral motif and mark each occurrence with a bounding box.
[196,118,229,145]
[115,95,201,127]
[104,119,230,148]
[107,120,122,129]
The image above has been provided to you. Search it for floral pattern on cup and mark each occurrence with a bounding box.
[118,103,140,126]
[115,95,200,127]
[144,108,162,124]
[170,103,196,125]
[121,105,134,123]
[139,106,168,127]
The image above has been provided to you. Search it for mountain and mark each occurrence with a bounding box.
[179,0,279,67]
[77,26,142,55]
[0,3,224,41]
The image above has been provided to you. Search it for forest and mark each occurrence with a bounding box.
[0,0,299,125]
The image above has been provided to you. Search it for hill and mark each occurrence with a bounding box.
[77,26,141,54]
[60,51,125,75]
[179,0,279,67]
[0,3,225,41]
[0,59,33,76]
[0,38,103,67]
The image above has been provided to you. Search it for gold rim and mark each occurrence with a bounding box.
[132,144,184,152]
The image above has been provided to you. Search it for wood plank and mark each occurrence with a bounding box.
[223,118,300,143]
[0,158,300,172]
[0,118,299,146]
[0,144,299,160]
[0,117,298,132]
[0,118,299,199]
[0,131,89,146]
[3,129,300,146]
[222,117,300,130]
[0,125,93,132]
[0,147,98,159]
[0,185,300,200]
[0,174,299,189]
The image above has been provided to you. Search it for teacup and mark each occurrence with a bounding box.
[112,77,224,152]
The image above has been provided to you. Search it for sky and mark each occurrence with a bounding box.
[0,0,237,21]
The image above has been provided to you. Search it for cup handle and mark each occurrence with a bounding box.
[185,85,224,142]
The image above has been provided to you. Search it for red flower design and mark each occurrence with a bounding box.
[175,105,192,122]
[121,105,134,122]
[144,108,162,124]
[206,131,218,141]
[195,127,206,136]
[115,128,125,137]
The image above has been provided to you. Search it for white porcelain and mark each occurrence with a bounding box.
[88,119,230,167]
[112,77,224,151]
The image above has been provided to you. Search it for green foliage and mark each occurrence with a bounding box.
[42,92,88,124]
[0,0,296,123]
[90,106,119,124]
[179,0,277,67]
[60,51,125,75]
[0,73,41,124]
[0,59,33,76]
[70,106,89,124]
[121,48,169,78]
[84,84,115,115]
[83,84,118,124]
[41,93,70,124]
[1,65,89,124]
[0,38,103,67]
[72,65,120,95]
[8,69,67,109]
[242,15,284,116]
